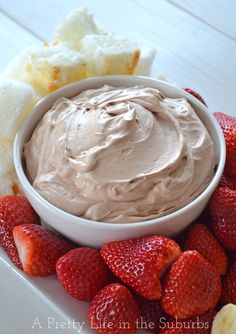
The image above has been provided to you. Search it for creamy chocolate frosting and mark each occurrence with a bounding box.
[24,85,216,223]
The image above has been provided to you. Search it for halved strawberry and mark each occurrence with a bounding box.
[184,224,228,275]
[13,224,74,276]
[56,248,111,301]
[183,88,207,106]
[88,283,141,334]
[214,112,236,137]
[210,187,236,251]
[0,195,40,268]
[161,251,221,319]
[101,236,181,300]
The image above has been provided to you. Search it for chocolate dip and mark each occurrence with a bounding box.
[24,85,216,223]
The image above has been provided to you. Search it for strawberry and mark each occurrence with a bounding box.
[183,88,207,106]
[225,129,236,179]
[136,297,166,333]
[184,224,228,275]
[214,112,236,138]
[161,251,221,319]
[13,224,74,276]
[219,174,236,190]
[101,236,181,300]
[88,283,140,334]
[159,309,216,334]
[0,195,40,268]
[56,247,111,301]
[221,260,236,304]
[210,187,236,251]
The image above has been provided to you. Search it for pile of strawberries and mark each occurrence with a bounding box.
[0,93,236,334]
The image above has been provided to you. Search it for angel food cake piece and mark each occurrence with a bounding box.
[0,79,37,194]
[25,43,87,93]
[0,79,36,139]
[55,7,104,50]
[24,86,216,223]
[80,34,140,76]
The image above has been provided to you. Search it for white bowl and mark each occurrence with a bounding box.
[13,75,226,247]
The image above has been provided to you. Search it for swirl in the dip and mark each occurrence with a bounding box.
[24,85,216,223]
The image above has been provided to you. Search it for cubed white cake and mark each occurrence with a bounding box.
[80,33,140,76]
[0,79,36,138]
[25,43,87,93]
[55,7,104,50]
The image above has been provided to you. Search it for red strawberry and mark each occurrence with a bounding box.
[161,251,221,319]
[225,129,236,179]
[214,112,236,137]
[221,260,236,304]
[13,224,74,276]
[184,224,228,275]
[160,309,216,334]
[219,174,236,190]
[88,283,140,334]
[0,195,40,268]
[101,236,181,300]
[136,297,166,333]
[56,248,111,301]
[210,187,236,251]
[183,88,207,106]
